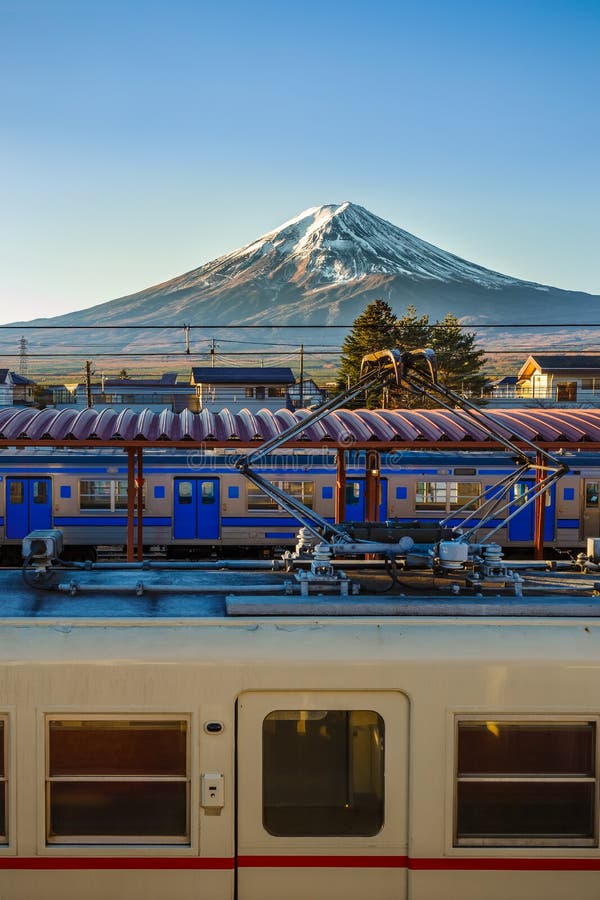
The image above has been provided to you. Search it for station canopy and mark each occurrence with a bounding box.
[1,406,600,449]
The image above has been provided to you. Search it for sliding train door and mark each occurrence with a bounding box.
[6,477,52,539]
[508,480,555,543]
[173,477,220,540]
[237,691,408,900]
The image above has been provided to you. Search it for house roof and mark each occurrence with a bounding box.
[519,355,600,379]
[191,367,295,386]
[2,406,600,447]
[0,370,11,385]
[10,372,34,385]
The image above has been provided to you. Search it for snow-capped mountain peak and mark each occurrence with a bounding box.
[208,201,522,290]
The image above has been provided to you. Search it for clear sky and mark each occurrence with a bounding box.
[1,0,598,321]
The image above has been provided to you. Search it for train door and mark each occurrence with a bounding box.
[5,477,52,540]
[344,479,388,522]
[237,691,408,900]
[173,477,220,540]
[508,480,555,542]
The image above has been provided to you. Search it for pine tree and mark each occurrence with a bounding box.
[337,301,487,409]
[337,300,400,407]
[430,312,487,399]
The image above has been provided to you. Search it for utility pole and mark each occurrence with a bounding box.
[18,335,28,377]
[85,360,94,408]
[184,325,190,355]
[210,338,215,368]
[299,344,304,408]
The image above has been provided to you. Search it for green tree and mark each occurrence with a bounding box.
[337,300,400,407]
[430,312,487,399]
[337,300,487,409]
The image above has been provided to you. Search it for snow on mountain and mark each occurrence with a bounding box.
[193,201,525,290]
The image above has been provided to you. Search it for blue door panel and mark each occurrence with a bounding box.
[197,479,220,540]
[344,478,387,523]
[173,478,220,540]
[508,481,555,542]
[6,478,52,540]
[173,479,196,540]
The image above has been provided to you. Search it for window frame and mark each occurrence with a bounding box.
[416,480,481,513]
[44,714,191,846]
[79,479,146,513]
[453,714,599,848]
[0,715,8,848]
[247,480,315,512]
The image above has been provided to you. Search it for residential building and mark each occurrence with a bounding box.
[190,367,295,413]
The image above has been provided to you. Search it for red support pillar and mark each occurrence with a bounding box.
[365,449,381,522]
[534,451,545,560]
[136,447,144,562]
[126,447,135,562]
[335,448,346,524]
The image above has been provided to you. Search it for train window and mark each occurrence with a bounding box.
[449,483,480,509]
[263,710,384,837]
[454,468,477,476]
[248,481,314,511]
[513,483,529,507]
[586,482,599,507]
[245,387,254,398]
[0,718,6,843]
[455,720,596,846]
[9,482,23,505]
[46,718,189,844]
[345,482,361,506]
[416,481,447,510]
[177,481,193,504]
[201,482,215,504]
[33,480,48,504]
[80,480,146,512]
[255,386,266,400]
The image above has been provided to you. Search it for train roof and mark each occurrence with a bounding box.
[4,568,600,623]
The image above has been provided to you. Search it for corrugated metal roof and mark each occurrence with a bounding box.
[2,406,600,446]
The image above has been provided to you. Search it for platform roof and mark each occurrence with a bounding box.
[1,406,600,449]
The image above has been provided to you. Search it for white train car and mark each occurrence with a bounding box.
[1,570,600,899]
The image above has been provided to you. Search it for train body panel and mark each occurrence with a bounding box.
[1,448,600,560]
[1,607,600,899]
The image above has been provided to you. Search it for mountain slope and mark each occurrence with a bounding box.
[6,202,600,356]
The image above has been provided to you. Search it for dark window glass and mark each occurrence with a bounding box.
[458,722,594,776]
[457,781,594,840]
[49,782,187,838]
[456,721,596,845]
[586,482,599,508]
[0,720,4,776]
[33,480,48,504]
[263,710,384,837]
[345,482,361,506]
[255,386,265,400]
[9,482,24,505]
[49,721,187,776]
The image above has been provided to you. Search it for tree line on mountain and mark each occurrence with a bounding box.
[337,300,487,408]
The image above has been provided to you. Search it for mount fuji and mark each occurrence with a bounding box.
[8,202,600,354]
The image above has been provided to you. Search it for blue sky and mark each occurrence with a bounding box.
[1,0,598,320]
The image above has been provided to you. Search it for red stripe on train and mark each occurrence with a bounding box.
[2,855,600,871]
[239,855,600,871]
[0,858,234,870]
